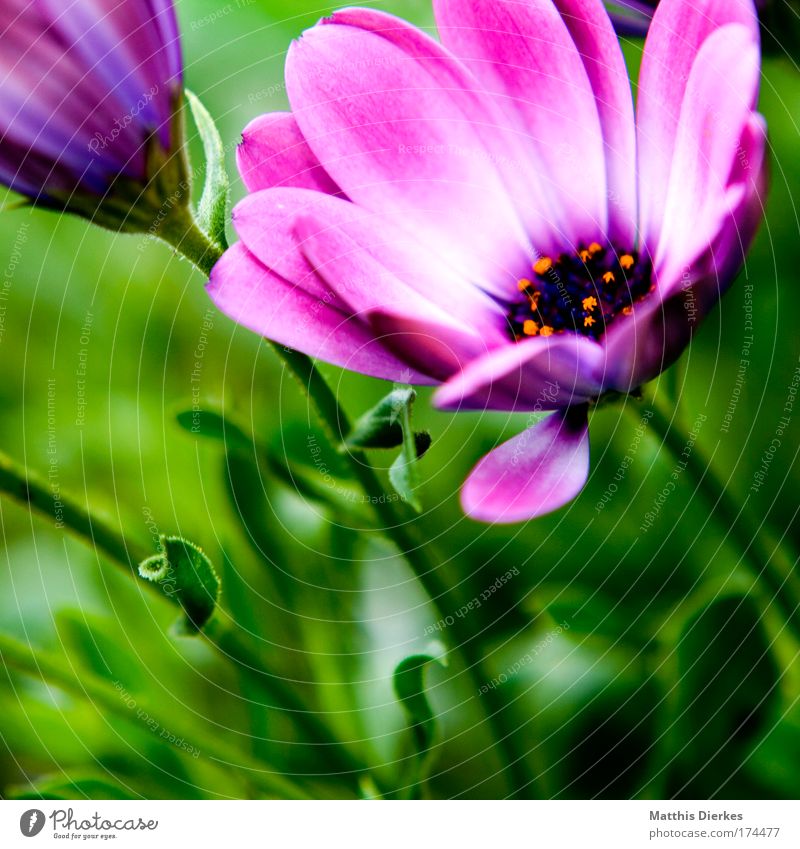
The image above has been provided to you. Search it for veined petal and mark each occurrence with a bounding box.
[602,115,767,393]
[552,0,637,245]
[232,188,505,333]
[433,333,606,412]
[295,212,480,331]
[654,25,760,285]
[367,309,493,382]
[285,10,531,296]
[636,0,758,256]
[461,406,590,523]
[236,112,342,195]
[207,244,434,383]
[433,0,610,246]
[37,0,181,122]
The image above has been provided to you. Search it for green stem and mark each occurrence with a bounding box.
[157,201,223,277]
[0,450,149,568]
[0,447,363,783]
[169,218,535,797]
[637,390,800,639]
[0,633,310,800]
[280,350,535,798]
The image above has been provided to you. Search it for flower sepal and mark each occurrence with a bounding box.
[33,98,192,237]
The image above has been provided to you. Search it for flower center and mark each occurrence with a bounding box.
[507,242,654,341]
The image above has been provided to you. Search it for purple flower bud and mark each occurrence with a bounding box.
[0,0,187,232]
[608,1,774,42]
[605,1,657,37]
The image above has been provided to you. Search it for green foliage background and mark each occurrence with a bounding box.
[0,0,798,800]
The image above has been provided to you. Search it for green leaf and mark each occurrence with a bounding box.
[185,89,229,249]
[366,386,427,511]
[389,401,422,511]
[139,536,220,635]
[55,610,146,689]
[175,407,251,454]
[393,652,444,755]
[674,594,780,779]
[343,389,432,459]
[343,388,416,451]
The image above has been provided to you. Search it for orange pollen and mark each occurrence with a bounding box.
[602,271,616,284]
[584,315,596,328]
[622,305,634,316]
[533,257,553,275]
[523,320,539,336]
[620,254,635,270]
[582,296,598,311]
[579,249,591,263]
[588,242,603,255]
[540,325,555,337]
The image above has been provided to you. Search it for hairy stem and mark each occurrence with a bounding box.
[281,350,535,798]
[169,219,535,797]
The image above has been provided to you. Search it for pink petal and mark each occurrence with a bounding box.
[433,0,610,246]
[655,25,760,283]
[285,10,531,296]
[207,244,435,384]
[367,309,494,382]
[236,112,342,195]
[294,212,476,330]
[232,188,505,334]
[602,115,767,393]
[461,406,590,523]
[552,0,637,246]
[636,0,758,256]
[433,333,606,412]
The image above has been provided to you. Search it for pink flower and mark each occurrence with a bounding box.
[209,0,767,523]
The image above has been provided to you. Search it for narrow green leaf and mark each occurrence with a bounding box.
[343,387,416,451]
[175,407,251,454]
[185,89,229,249]
[393,653,443,755]
[55,610,146,689]
[388,393,423,511]
[675,594,780,774]
[138,535,220,635]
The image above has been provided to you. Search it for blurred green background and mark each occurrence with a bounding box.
[0,0,799,800]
